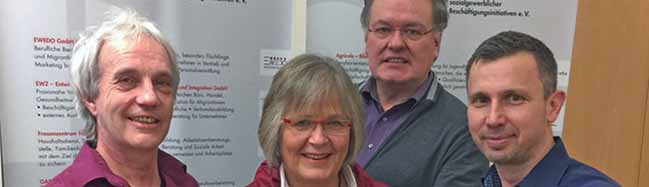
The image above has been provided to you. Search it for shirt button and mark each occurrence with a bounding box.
[368,144,374,149]
[382,117,388,121]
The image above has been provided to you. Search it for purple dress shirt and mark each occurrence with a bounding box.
[356,73,435,166]
[46,141,199,187]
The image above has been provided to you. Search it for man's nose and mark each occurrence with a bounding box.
[135,79,160,107]
[486,102,506,127]
[387,30,406,51]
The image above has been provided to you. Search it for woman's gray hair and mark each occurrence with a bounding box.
[360,0,449,32]
[258,54,366,168]
[70,8,179,142]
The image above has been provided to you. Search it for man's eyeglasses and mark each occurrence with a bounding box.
[368,26,435,41]
[282,118,352,136]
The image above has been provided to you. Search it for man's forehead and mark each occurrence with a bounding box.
[370,0,434,22]
[468,54,543,91]
[103,34,163,53]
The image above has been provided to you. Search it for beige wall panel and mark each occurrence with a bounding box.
[641,92,649,187]
[563,0,649,187]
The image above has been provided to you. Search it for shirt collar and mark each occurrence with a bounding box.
[157,149,190,186]
[69,141,129,186]
[517,137,571,186]
[360,71,438,105]
[482,137,571,187]
[68,141,190,186]
[280,164,357,187]
[482,166,502,187]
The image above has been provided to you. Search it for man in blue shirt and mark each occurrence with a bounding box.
[465,31,619,187]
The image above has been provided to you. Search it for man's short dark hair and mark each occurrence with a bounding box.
[466,31,558,98]
[360,0,449,32]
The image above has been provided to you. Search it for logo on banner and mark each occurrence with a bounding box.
[260,49,291,76]
[263,56,288,66]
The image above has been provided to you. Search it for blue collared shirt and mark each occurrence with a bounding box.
[356,72,436,166]
[483,137,619,187]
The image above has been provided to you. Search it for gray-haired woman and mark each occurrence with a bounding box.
[248,54,385,187]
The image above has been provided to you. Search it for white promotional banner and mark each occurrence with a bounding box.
[306,0,578,136]
[0,0,291,186]
[307,0,367,83]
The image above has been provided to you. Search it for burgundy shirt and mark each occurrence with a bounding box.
[247,161,386,187]
[46,141,198,187]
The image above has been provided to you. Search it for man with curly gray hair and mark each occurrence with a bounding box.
[46,9,198,187]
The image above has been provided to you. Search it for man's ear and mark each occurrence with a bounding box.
[433,32,442,49]
[364,31,369,43]
[83,97,98,116]
[546,90,566,124]
[432,32,442,61]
